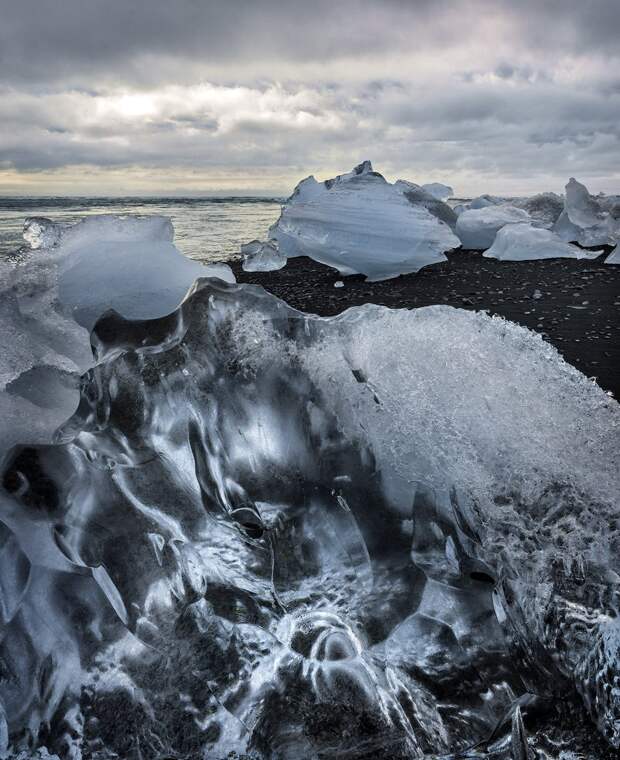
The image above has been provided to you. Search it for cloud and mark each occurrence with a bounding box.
[0,0,619,194]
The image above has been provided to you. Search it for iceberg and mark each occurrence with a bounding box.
[1,269,619,757]
[484,222,603,261]
[269,161,460,281]
[455,205,531,249]
[241,238,287,272]
[553,178,619,247]
[420,182,454,201]
[0,215,234,458]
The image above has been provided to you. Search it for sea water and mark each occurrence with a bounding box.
[0,196,283,263]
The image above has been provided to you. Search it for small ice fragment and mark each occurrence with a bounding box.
[334,281,344,288]
[241,239,286,272]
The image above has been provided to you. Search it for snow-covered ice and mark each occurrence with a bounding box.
[241,238,287,271]
[269,161,460,280]
[484,222,603,261]
[455,204,531,249]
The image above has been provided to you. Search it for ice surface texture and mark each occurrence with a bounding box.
[0,215,234,458]
[484,223,602,261]
[269,161,460,281]
[241,238,287,272]
[1,274,619,758]
[554,178,620,247]
[455,205,531,249]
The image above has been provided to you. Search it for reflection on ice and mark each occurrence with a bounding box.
[1,274,619,758]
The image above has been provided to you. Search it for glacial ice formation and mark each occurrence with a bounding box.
[553,178,620,247]
[269,161,460,280]
[0,215,234,458]
[1,270,619,758]
[420,182,453,201]
[512,192,564,229]
[241,238,287,272]
[455,205,531,249]
[484,223,603,261]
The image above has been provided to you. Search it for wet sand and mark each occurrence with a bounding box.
[232,249,620,399]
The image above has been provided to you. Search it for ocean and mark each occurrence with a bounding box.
[0,196,284,263]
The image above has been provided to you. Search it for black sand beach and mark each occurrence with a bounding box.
[233,249,620,399]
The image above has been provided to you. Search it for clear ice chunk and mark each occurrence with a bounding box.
[1,269,619,757]
[241,239,287,271]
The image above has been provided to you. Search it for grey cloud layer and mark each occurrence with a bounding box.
[1,0,619,193]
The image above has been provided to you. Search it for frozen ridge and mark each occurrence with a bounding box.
[269,160,460,280]
[1,270,619,757]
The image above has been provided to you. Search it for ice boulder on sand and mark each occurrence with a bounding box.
[0,214,234,457]
[455,205,531,249]
[269,161,460,281]
[484,223,603,261]
[241,239,286,272]
[554,178,620,247]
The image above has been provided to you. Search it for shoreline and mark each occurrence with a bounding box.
[231,249,620,399]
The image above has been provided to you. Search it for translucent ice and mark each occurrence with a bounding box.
[0,215,234,459]
[484,223,603,261]
[269,161,460,280]
[1,276,619,758]
[455,205,531,249]
[554,178,620,247]
[420,182,454,201]
[241,238,287,271]
[605,244,620,265]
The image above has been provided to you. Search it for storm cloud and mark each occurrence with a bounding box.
[1,0,618,195]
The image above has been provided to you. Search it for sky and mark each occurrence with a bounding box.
[1,0,619,197]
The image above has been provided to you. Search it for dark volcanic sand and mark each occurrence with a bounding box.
[232,250,620,399]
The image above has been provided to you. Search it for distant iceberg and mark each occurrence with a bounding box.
[269,161,460,281]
